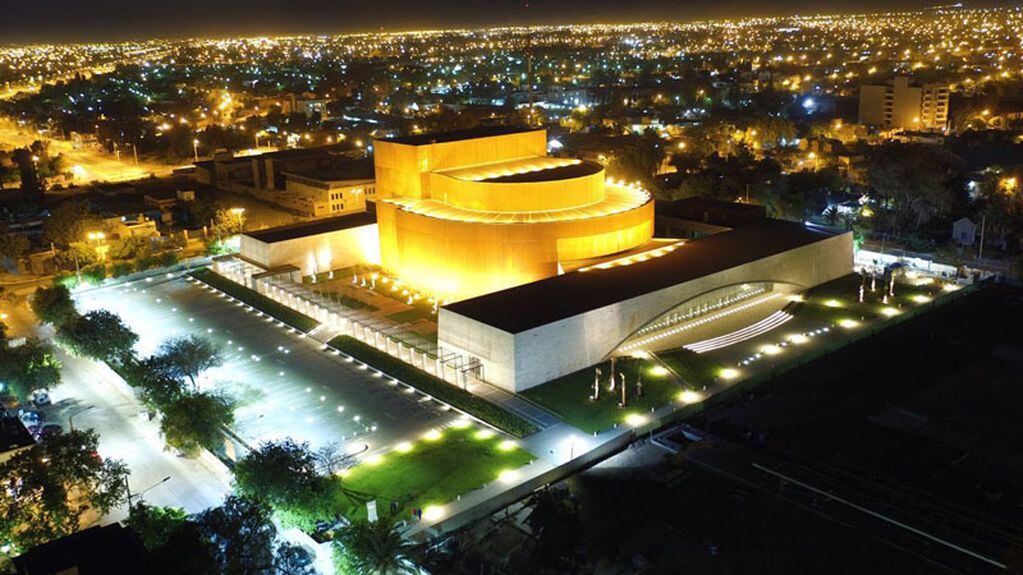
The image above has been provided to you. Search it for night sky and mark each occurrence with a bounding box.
[0,0,1006,43]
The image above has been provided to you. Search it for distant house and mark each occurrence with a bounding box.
[952,217,977,246]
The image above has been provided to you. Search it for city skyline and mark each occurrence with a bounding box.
[1,0,1004,43]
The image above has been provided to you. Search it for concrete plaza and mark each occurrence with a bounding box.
[74,275,461,458]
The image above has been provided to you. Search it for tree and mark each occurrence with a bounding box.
[233,439,334,530]
[12,147,43,197]
[867,144,960,235]
[155,335,222,390]
[125,502,191,551]
[333,517,416,575]
[0,337,62,401]
[0,430,127,556]
[121,355,188,410]
[30,284,78,327]
[197,496,279,575]
[128,503,218,575]
[126,498,314,575]
[43,199,100,248]
[0,227,29,261]
[159,391,234,457]
[56,309,138,364]
[608,131,665,187]
[312,441,356,476]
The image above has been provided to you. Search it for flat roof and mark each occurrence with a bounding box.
[0,416,35,454]
[243,211,375,244]
[655,198,767,228]
[284,161,374,182]
[443,220,843,334]
[384,125,538,146]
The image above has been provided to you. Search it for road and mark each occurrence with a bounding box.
[0,119,188,184]
[4,296,231,523]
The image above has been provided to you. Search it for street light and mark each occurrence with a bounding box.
[68,404,95,431]
[125,475,171,509]
[192,139,200,163]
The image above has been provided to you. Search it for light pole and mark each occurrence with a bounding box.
[125,475,171,509]
[130,143,139,167]
[68,404,95,432]
[192,139,200,163]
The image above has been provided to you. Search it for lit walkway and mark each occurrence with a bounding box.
[685,310,794,354]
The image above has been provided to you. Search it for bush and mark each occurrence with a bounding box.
[327,336,538,437]
[110,261,135,278]
[81,263,107,285]
[158,251,179,267]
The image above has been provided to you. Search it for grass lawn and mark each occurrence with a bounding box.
[332,423,535,520]
[189,268,320,333]
[522,351,723,434]
[386,306,437,324]
[328,335,539,437]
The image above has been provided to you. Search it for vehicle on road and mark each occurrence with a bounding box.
[31,389,51,407]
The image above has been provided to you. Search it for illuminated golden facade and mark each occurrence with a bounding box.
[374,128,654,301]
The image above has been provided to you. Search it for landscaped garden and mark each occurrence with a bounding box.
[327,335,539,437]
[522,350,723,434]
[794,272,964,327]
[331,421,535,521]
[189,268,320,332]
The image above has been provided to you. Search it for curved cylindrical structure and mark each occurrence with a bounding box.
[374,128,656,301]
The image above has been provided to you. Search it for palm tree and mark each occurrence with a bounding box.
[333,517,416,575]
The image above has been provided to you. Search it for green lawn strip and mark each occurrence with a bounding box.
[386,307,435,324]
[332,425,534,521]
[796,274,948,325]
[189,268,320,333]
[522,355,714,434]
[656,348,723,387]
[327,335,539,438]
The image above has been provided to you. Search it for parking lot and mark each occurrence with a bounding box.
[75,275,459,457]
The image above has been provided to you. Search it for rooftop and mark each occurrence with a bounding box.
[655,198,767,228]
[12,524,145,574]
[283,160,374,182]
[243,211,376,244]
[442,220,843,334]
[0,416,34,454]
[384,125,538,146]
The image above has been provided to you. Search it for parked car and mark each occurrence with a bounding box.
[30,389,51,407]
[18,409,41,426]
[36,424,63,442]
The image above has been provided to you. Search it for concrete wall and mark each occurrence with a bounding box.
[428,167,604,212]
[440,231,853,392]
[239,223,381,275]
[373,130,547,200]
[379,198,653,301]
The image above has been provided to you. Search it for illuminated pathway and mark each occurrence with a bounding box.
[684,310,795,354]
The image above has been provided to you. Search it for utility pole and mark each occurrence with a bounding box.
[977,215,986,262]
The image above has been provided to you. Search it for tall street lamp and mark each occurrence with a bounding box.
[68,404,95,432]
[125,475,171,509]
[192,139,200,163]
